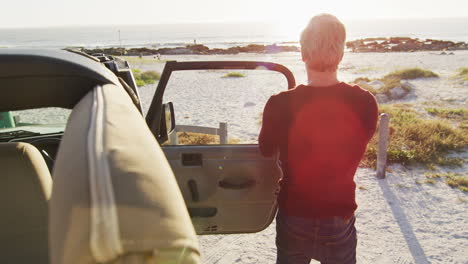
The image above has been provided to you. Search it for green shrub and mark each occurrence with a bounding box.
[135,79,146,87]
[384,68,439,80]
[141,71,161,82]
[132,69,161,87]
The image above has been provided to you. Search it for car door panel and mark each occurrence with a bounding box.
[162,145,282,234]
[147,61,295,235]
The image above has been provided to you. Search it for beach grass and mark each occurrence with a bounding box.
[455,67,468,81]
[426,107,467,120]
[132,69,161,87]
[361,104,468,168]
[384,68,439,80]
[446,173,468,192]
[381,76,404,92]
[425,172,468,192]
[222,72,246,78]
[353,68,437,96]
[424,179,437,185]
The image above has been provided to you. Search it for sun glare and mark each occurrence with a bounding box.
[276,18,308,42]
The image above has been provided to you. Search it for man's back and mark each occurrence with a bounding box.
[259,83,378,218]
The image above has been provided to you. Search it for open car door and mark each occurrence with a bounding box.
[146,61,295,234]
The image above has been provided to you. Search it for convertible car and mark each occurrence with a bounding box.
[0,49,295,263]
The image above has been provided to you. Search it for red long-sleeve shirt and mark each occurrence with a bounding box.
[259,83,378,218]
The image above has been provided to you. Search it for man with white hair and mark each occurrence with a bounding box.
[259,14,378,263]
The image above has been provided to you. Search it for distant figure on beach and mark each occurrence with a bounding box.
[259,14,378,264]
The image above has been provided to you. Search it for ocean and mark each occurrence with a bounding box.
[1,17,467,49]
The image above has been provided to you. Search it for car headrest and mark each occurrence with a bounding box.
[0,142,52,263]
[49,84,200,263]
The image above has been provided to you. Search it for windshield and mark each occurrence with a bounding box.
[0,108,70,139]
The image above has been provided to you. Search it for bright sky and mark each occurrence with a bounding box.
[1,0,467,28]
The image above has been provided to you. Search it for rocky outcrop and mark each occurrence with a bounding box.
[81,43,299,56]
[80,37,467,56]
[346,37,468,53]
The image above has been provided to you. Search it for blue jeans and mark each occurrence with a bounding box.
[276,212,357,264]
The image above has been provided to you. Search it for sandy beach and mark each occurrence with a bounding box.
[131,50,467,264]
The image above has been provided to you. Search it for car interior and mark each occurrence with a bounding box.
[0,49,200,264]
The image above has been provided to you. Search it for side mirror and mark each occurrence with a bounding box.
[164,102,176,134]
[157,102,175,144]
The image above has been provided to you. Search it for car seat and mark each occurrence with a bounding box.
[49,84,200,264]
[0,142,52,264]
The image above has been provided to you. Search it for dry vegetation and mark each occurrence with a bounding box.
[426,108,467,120]
[353,68,439,95]
[425,172,468,192]
[361,104,468,168]
[222,72,246,78]
[167,132,240,145]
[454,67,468,81]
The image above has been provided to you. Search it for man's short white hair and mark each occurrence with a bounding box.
[300,14,346,72]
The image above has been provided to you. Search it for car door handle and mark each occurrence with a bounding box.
[188,180,199,202]
[218,179,256,189]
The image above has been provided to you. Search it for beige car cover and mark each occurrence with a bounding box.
[50,84,200,264]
